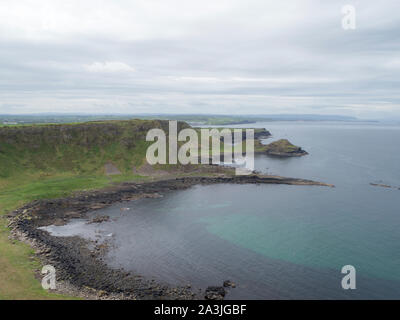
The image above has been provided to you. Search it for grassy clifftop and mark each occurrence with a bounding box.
[0,119,190,299]
[0,119,191,180]
[264,139,308,157]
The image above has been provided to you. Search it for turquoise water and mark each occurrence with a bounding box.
[47,121,400,299]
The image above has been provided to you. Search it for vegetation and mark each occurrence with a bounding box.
[0,114,257,126]
[264,139,300,153]
[0,119,271,299]
[0,119,186,299]
[0,114,359,127]
[263,139,307,156]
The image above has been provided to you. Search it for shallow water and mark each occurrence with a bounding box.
[43,121,400,299]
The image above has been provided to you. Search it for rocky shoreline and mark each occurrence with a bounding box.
[8,174,333,300]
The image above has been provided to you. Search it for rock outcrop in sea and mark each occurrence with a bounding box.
[264,139,308,157]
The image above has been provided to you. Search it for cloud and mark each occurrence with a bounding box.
[0,0,400,118]
[84,61,135,73]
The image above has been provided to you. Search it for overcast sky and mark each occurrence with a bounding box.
[0,0,400,119]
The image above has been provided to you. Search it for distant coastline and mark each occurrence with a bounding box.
[0,113,368,127]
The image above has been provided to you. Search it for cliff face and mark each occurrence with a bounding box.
[253,128,271,139]
[264,139,308,157]
[216,128,271,143]
[0,120,189,147]
[0,120,189,179]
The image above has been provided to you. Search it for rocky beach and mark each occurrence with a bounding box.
[8,174,333,300]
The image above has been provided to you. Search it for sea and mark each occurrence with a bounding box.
[43,121,400,299]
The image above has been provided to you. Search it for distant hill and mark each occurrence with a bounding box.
[244,114,358,121]
[0,113,360,126]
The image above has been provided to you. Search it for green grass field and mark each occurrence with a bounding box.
[0,120,167,299]
[0,171,155,299]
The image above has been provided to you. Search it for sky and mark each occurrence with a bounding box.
[0,0,400,119]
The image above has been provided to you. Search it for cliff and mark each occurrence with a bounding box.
[264,139,308,157]
[0,120,189,179]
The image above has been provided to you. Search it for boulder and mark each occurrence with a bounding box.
[205,286,226,300]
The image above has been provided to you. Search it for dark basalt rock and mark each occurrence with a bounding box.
[8,175,332,300]
[87,215,110,224]
[253,129,272,140]
[219,128,271,143]
[223,280,236,288]
[205,286,226,300]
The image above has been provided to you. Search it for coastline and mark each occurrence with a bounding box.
[8,174,333,300]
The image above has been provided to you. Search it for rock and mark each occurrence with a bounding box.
[219,128,271,143]
[41,248,51,254]
[8,173,332,301]
[53,218,67,226]
[253,128,272,140]
[205,286,226,300]
[64,211,82,219]
[223,280,236,288]
[370,183,398,189]
[97,290,107,298]
[89,204,108,210]
[264,139,308,157]
[87,216,110,224]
